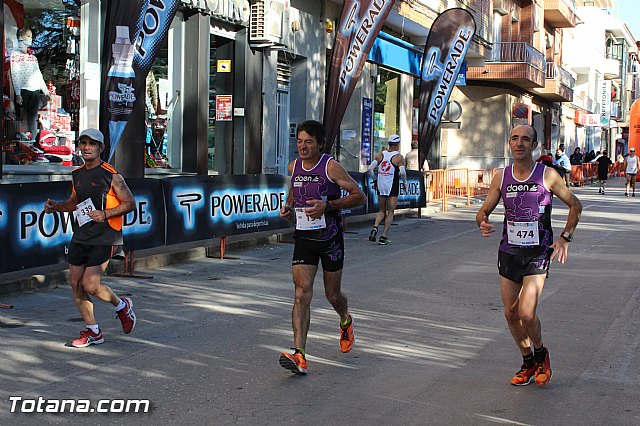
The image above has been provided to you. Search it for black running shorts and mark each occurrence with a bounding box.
[497,249,552,284]
[68,242,124,267]
[292,234,344,272]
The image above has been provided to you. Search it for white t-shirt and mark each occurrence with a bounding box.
[626,155,638,174]
[10,51,48,93]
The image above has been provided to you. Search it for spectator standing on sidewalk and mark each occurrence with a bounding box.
[476,124,582,388]
[43,128,137,348]
[553,146,571,187]
[624,147,638,197]
[278,120,366,375]
[367,134,408,245]
[569,147,583,165]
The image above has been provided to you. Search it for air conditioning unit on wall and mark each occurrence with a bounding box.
[250,0,290,48]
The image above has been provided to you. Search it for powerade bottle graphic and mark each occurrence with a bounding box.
[107,26,136,161]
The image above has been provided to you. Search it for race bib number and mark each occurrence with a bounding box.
[507,221,539,246]
[74,198,97,227]
[295,208,326,230]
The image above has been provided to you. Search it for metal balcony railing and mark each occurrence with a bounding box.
[546,63,575,88]
[490,42,545,72]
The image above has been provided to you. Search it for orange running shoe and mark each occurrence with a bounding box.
[535,349,552,387]
[511,362,536,386]
[279,350,307,375]
[339,314,354,353]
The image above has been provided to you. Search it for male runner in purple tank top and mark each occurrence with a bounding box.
[278,120,366,375]
[476,125,582,387]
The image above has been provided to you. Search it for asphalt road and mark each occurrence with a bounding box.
[1,179,639,425]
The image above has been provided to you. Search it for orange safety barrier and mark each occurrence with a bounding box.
[569,165,584,186]
[428,168,501,212]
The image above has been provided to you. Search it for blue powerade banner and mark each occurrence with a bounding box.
[367,170,426,213]
[0,173,423,273]
[122,178,166,252]
[163,175,291,246]
[0,182,74,272]
[0,180,167,273]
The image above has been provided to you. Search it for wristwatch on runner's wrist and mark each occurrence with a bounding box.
[561,231,573,242]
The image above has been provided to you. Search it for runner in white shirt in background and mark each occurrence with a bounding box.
[624,147,638,197]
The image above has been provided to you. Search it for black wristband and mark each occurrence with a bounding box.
[103,210,108,221]
[325,201,333,212]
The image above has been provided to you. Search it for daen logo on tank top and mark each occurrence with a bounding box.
[506,182,538,193]
[293,174,320,187]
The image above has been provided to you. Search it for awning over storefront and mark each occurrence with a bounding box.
[368,32,422,77]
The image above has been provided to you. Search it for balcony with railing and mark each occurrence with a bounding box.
[534,62,575,101]
[467,42,546,88]
[544,0,578,28]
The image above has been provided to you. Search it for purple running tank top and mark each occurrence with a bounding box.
[291,153,343,240]
[499,163,553,255]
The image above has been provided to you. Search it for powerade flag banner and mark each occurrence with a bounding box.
[323,0,396,154]
[418,8,475,168]
[100,0,178,162]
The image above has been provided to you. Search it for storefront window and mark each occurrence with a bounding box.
[373,67,400,154]
[3,0,80,167]
[145,38,172,169]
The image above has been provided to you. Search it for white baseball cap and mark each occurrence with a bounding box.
[631,147,636,152]
[388,134,401,144]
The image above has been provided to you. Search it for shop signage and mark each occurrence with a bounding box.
[216,95,233,121]
[586,114,600,126]
[600,80,611,127]
[180,0,250,25]
[361,97,373,165]
[217,59,231,72]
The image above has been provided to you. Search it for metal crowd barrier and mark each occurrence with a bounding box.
[569,162,625,186]
[428,168,501,212]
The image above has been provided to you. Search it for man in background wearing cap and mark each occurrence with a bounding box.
[624,147,638,197]
[367,134,408,245]
[44,128,137,348]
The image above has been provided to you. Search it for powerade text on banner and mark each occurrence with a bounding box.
[323,0,396,154]
[418,8,475,169]
[100,0,178,161]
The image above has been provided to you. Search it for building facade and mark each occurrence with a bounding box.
[2,0,638,184]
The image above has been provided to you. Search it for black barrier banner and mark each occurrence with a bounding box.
[0,182,73,273]
[366,170,426,213]
[163,175,291,246]
[418,8,475,168]
[323,0,396,154]
[205,175,290,237]
[122,178,165,252]
[0,179,166,273]
[163,177,208,245]
[100,0,178,161]
[340,172,368,217]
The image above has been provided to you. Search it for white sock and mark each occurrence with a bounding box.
[86,324,100,334]
[115,300,126,312]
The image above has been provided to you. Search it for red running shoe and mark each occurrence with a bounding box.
[71,329,104,348]
[116,297,136,334]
